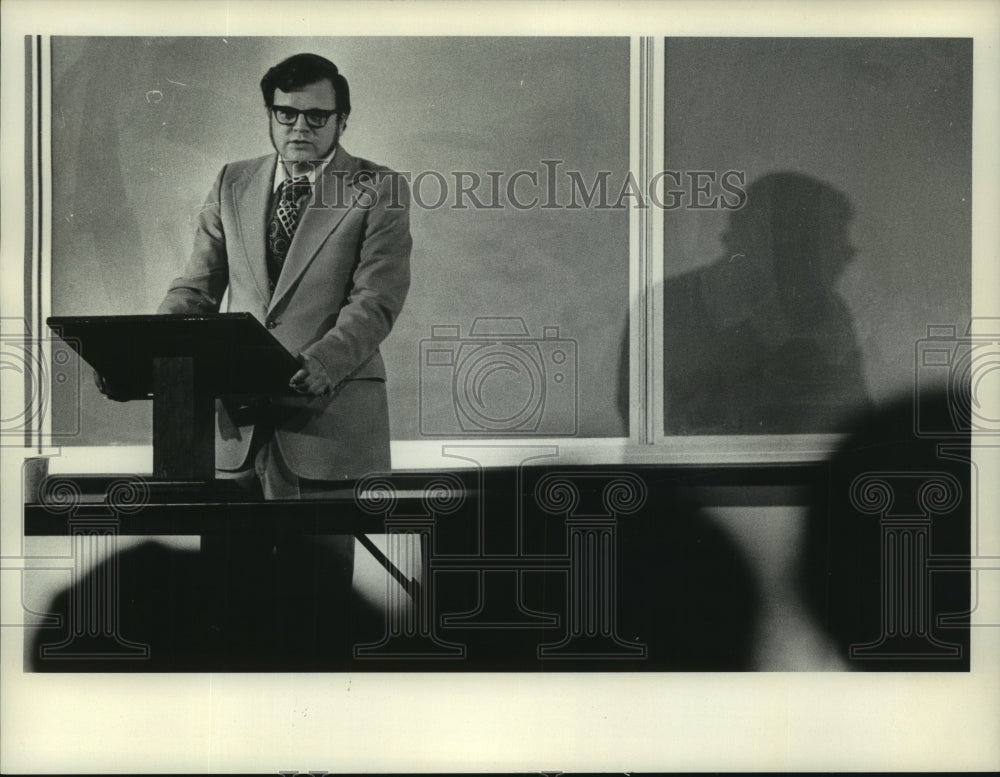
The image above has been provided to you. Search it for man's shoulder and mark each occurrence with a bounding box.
[339,149,403,183]
[228,152,274,166]
[220,153,274,179]
[351,156,397,175]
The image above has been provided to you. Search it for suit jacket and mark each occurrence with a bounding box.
[158,146,411,480]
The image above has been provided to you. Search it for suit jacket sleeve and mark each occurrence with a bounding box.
[157,166,229,314]
[301,172,412,388]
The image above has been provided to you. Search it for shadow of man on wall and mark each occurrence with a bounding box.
[662,171,870,434]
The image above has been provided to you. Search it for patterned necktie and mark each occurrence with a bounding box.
[267,175,312,291]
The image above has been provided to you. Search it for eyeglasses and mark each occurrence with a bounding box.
[270,105,339,129]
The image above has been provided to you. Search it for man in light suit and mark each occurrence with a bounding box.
[155,53,411,657]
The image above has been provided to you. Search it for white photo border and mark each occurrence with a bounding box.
[2,0,998,773]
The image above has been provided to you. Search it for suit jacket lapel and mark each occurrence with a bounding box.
[268,146,358,314]
[230,155,274,305]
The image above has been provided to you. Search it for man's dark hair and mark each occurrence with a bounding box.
[260,53,351,115]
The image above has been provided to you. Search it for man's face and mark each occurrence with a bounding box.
[268,79,344,165]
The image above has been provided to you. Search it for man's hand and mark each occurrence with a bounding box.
[93,369,130,402]
[289,353,333,397]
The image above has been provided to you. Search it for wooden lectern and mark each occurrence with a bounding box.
[47,313,299,482]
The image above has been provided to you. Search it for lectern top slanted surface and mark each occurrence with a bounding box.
[47,313,300,399]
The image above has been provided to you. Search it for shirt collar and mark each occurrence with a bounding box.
[272,144,339,193]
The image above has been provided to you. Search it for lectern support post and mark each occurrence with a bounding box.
[152,356,215,481]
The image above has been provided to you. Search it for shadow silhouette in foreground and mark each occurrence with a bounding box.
[28,538,382,672]
[30,479,762,672]
[798,390,971,671]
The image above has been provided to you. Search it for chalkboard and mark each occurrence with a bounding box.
[50,37,631,444]
[661,38,971,434]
